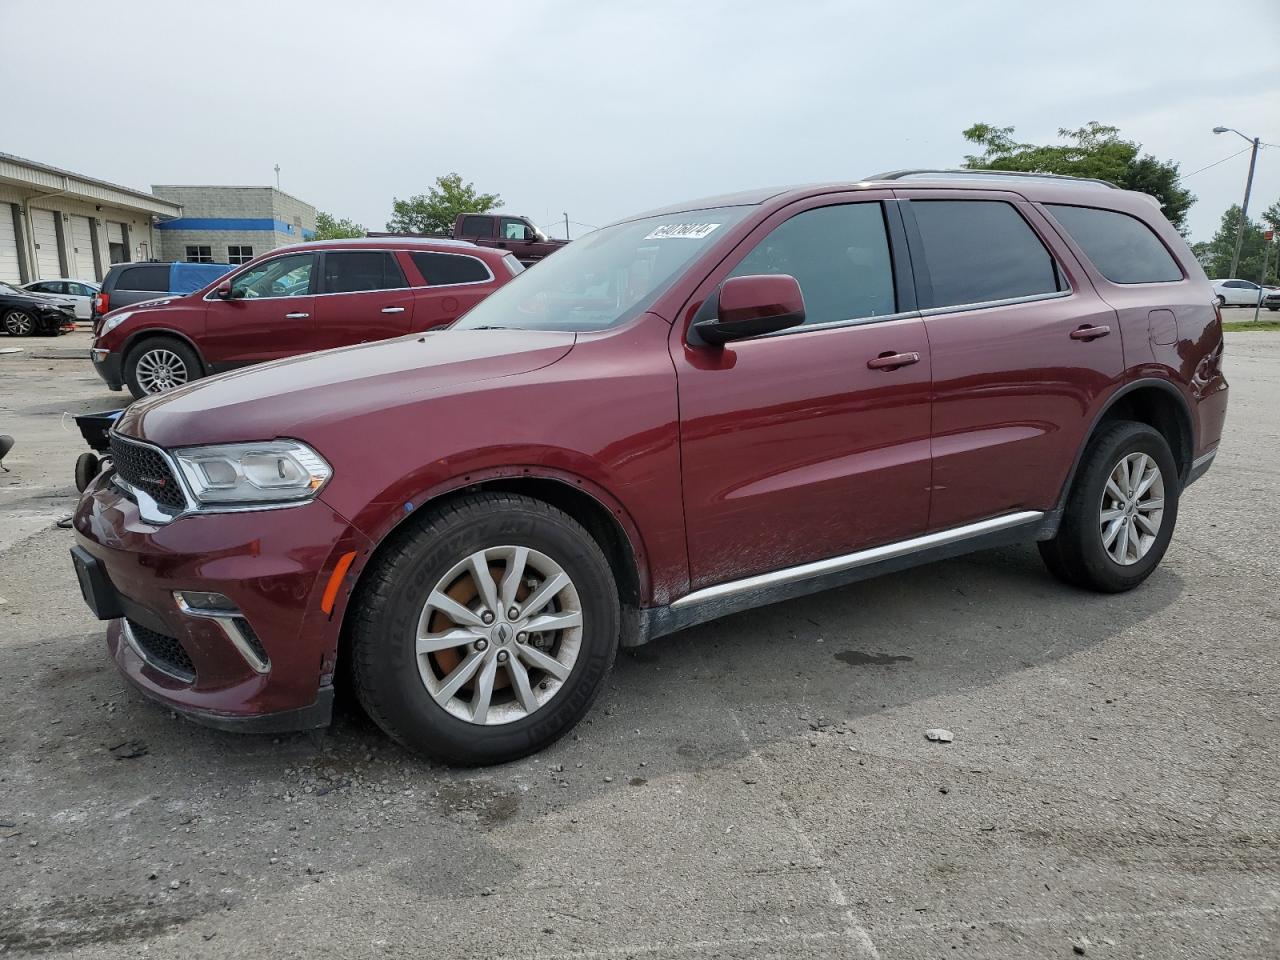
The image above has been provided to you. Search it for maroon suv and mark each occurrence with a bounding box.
[71,171,1228,764]
[90,238,522,398]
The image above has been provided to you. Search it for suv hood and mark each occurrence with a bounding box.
[119,329,576,449]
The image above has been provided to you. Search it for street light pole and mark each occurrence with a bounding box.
[1213,127,1261,279]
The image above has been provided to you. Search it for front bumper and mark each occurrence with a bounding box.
[90,348,124,391]
[71,471,372,731]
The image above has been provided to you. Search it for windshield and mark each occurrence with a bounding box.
[453,206,753,332]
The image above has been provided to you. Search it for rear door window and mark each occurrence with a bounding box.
[115,265,170,292]
[321,251,408,293]
[410,251,492,285]
[729,202,896,326]
[1045,204,1182,284]
[458,217,495,239]
[909,200,1062,308]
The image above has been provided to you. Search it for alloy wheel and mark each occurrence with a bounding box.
[1099,452,1165,565]
[135,348,189,393]
[4,311,33,335]
[415,546,584,725]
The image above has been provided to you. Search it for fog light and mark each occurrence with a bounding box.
[175,590,237,614]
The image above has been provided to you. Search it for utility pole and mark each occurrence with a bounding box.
[274,164,281,191]
[1255,228,1275,324]
[1214,127,1261,278]
[564,212,570,241]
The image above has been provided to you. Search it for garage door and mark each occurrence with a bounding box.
[106,221,127,264]
[0,205,19,283]
[70,215,97,280]
[31,208,60,279]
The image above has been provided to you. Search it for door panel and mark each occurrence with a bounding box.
[201,252,317,367]
[674,193,932,591]
[312,251,414,351]
[676,319,932,589]
[895,192,1124,529]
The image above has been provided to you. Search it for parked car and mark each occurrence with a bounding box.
[373,213,568,265]
[92,261,235,323]
[1263,289,1280,311]
[0,281,76,336]
[1209,278,1266,307]
[90,238,521,398]
[21,278,99,320]
[70,170,1228,764]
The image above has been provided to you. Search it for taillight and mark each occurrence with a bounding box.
[93,292,108,315]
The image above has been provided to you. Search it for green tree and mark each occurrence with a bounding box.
[962,122,1195,231]
[313,210,366,240]
[386,173,502,235]
[1194,202,1279,285]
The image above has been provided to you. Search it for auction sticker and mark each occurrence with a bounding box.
[644,222,721,240]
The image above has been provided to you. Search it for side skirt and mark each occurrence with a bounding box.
[632,511,1048,646]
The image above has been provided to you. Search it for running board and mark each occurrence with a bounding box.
[633,511,1047,646]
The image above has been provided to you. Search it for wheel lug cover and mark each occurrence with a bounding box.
[475,639,488,651]
[516,632,526,643]
[481,611,494,624]
[497,650,508,663]
[508,607,520,619]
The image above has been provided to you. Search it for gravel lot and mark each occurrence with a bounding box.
[1,331,1277,959]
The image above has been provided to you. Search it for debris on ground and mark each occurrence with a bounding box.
[108,740,148,759]
[924,728,954,743]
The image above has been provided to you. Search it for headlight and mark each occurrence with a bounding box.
[172,440,331,506]
[99,311,133,335]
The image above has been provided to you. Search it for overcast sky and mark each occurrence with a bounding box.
[4,0,1277,244]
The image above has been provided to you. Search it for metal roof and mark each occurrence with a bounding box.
[0,153,182,217]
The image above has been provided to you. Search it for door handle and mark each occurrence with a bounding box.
[1070,324,1110,341]
[867,351,921,371]
[380,306,406,314]
[284,312,310,319]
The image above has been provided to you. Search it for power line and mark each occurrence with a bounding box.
[1179,147,1253,181]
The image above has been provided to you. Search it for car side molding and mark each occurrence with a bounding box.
[634,510,1048,646]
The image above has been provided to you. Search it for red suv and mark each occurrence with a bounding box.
[90,238,522,398]
[70,171,1228,764]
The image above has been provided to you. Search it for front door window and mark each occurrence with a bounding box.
[231,254,315,299]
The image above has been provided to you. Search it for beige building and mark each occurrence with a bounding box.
[0,153,181,284]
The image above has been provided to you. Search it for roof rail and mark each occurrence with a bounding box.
[868,168,1120,189]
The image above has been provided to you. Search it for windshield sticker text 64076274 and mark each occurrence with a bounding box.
[643,223,722,240]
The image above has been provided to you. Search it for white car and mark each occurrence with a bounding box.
[20,278,99,320]
[1210,278,1267,307]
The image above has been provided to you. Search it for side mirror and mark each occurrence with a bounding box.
[215,281,233,300]
[692,274,805,346]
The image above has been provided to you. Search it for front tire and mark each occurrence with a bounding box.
[3,309,36,336]
[124,337,202,399]
[1039,421,1180,593]
[350,493,620,765]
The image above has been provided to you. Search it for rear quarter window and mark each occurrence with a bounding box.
[410,252,492,285]
[1044,204,1183,284]
[114,265,170,292]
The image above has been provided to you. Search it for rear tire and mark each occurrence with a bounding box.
[350,493,619,765]
[1215,294,1226,307]
[124,337,202,399]
[1038,420,1179,593]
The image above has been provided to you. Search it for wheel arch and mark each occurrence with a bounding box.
[1051,378,1195,528]
[337,469,650,654]
[120,329,209,377]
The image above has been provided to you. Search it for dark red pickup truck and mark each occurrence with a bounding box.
[373,214,568,266]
